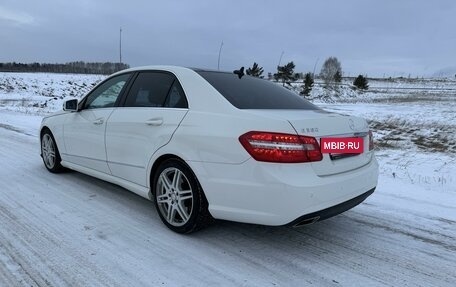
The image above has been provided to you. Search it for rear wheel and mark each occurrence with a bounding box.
[41,129,65,173]
[153,159,212,233]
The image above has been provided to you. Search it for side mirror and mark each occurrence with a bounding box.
[63,99,78,112]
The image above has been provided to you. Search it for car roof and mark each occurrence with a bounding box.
[113,65,234,77]
[115,65,226,73]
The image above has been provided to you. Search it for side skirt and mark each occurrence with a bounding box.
[61,161,151,200]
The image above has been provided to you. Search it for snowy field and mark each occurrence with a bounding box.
[0,72,455,286]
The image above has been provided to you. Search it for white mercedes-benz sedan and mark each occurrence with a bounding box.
[40,66,378,233]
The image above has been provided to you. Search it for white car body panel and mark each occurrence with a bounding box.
[244,109,373,176]
[105,107,188,186]
[60,160,150,198]
[188,157,378,225]
[62,108,115,174]
[169,110,297,164]
[40,65,379,226]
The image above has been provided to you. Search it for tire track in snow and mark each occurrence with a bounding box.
[1,121,456,286]
[0,123,34,137]
[350,215,456,252]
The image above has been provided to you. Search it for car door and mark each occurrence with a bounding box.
[105,71,189,186]
[62,73,132,174]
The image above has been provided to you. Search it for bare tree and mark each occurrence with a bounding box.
[320,57,342,86]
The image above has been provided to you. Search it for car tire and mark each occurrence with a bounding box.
[41,129,65,173]
[153,159,213,233]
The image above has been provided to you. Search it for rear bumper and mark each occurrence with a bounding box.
[288,187,375,227]
[188,154,379,226]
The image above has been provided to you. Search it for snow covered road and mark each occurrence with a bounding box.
[0,112,455,286]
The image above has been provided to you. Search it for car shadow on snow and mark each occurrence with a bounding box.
[37,167,456,277]
[53,167,368,244]
[45,166,453,258]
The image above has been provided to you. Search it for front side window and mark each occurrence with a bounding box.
[84,73,130,109]
[125,72,186,108]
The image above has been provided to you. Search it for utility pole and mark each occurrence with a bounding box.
[278,51,284,67]
[312,58,319,77]
[217,41,223,70]
[119,27,122,64]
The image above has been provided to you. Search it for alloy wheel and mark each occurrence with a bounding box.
[41,134,56,169]
[156,167,194,227]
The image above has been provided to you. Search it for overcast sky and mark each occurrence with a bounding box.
[1,0,455,77]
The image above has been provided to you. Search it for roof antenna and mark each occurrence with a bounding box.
[233,67,245,79]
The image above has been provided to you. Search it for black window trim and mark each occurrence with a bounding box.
[116,71,139,108]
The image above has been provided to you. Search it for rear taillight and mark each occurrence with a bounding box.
[239,131,323,163]
[368,130,374,151]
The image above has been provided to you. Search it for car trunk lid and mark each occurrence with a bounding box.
[244,109,373,176]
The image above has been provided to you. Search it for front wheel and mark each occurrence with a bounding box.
[41,129,65,173]
[153,159,212,233]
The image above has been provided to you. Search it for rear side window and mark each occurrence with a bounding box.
[164,80,188,108]
[197,71,319,110]
[125,72,173,107]
[125,72,187,108]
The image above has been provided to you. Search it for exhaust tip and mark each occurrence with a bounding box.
[293,216,320,227]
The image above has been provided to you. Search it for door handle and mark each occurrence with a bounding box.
[93,118,104,125]
[145,118,163,126]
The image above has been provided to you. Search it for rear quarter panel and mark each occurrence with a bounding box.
[151,110,297,165]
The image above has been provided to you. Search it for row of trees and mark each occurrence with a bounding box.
[0,61,129,74]
[1,59,370,93]
[244,57,369,96]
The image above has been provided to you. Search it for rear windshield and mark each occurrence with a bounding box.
[196,71,319,110]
